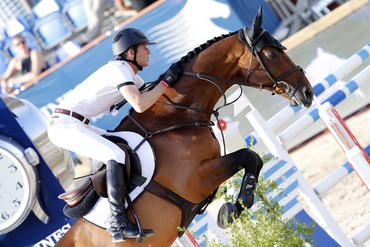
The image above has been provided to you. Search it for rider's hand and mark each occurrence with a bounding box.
[160,63,183,88]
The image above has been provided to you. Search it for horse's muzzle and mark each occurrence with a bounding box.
[290,85,314,108]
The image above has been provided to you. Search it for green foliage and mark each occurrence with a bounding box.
[211,172,315,247]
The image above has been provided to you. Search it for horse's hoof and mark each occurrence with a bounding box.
[217,202,239,229]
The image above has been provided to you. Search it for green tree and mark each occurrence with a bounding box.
[208,170,315,246]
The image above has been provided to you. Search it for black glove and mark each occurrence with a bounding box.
[160,63,183,87]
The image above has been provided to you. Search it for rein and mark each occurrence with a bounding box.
[128,27,306,155]
[128,72,243,155]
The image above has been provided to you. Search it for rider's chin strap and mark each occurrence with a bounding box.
[123,46,143,71]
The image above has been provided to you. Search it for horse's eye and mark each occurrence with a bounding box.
[265,50,276,59]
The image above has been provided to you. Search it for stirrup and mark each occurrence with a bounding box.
[121,222,154,242]
[108,222,154,243]
[124,194,154,242]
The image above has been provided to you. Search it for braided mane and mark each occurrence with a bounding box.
[178,31,238,64]
[152,31,237,84]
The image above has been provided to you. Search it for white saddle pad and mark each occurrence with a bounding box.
[83,131,155,228]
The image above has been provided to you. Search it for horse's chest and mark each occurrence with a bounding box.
[171,134,220,157]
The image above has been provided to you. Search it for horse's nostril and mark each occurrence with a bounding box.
[304,87,313,101]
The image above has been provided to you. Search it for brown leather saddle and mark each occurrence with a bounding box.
[58,135,140,207]
[58,165,107,207]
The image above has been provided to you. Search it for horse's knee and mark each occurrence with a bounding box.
[240,148,263,167]
[239,148,263,175]
[247,149,263,169]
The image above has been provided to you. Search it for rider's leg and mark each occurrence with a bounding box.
[106,160,154,242]
[48,120,154,242]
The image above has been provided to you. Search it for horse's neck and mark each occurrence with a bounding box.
[132,35,243,125]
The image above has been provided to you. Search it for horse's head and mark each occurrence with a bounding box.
[235,7,313,108]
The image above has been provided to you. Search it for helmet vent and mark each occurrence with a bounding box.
[113,34,123,43]
[133,30,146,39]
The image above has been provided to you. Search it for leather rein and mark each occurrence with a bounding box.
[128,28,306,154]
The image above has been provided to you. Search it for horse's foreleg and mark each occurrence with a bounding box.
[199,148,263,229]
[236,148,263,207]
[199,148,263,193]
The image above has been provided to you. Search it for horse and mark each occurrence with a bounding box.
[55,8,313,247]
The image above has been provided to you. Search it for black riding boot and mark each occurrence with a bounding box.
[106,160,153,243]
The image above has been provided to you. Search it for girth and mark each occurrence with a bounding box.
[144,179,216,237]
[124,115,217,236]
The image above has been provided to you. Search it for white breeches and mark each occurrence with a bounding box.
[47,114,126,165]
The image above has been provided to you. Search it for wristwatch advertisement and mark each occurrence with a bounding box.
[0,94,76,246]
[0,138,39,235]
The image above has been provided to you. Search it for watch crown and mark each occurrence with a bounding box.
[24,147,40,166]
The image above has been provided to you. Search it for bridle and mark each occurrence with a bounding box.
[128,28,307,154]
[239,27,305,102]
[177,27,306,105]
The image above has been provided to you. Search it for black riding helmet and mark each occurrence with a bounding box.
[112,28,156,71]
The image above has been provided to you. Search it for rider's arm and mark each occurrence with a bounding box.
[1,58,18,93]
[118,63,182,113]
[119,82,167,113]
[1,58,18,82]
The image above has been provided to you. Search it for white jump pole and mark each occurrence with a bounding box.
[314,162,353,197]
[245,43,370,146]
[352,224,370,247]
[246,105,353,247]
[318,102,370,191]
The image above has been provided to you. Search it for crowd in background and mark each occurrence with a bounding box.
[0,0,157,94]
[0,0,345,95]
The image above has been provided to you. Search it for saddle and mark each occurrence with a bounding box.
[58,165,107,207]
[58,135,139,207]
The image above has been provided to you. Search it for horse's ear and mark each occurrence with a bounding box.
[254,6,263,28]
[248,6,263,39]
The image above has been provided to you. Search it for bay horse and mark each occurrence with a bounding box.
[55,8,313,247]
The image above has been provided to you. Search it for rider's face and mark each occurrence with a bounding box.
[135,44,151,68]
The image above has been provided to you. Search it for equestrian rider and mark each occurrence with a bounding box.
[47,28,182,242]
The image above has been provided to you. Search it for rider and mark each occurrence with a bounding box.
[47,27,182,242]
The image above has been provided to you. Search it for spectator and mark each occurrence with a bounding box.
[81,0,108,46]
[0,34,48,94]
[115,0,157,12]
[82,0,157,46]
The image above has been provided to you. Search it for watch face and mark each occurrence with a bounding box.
[0,142,36,234]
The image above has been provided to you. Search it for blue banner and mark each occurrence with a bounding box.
[0,97,76,246]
